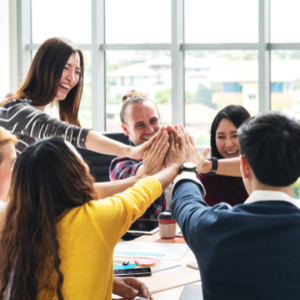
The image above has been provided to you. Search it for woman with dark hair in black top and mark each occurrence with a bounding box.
[198,105,250,207]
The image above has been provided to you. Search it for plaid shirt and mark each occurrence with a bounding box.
[109,144,166,231]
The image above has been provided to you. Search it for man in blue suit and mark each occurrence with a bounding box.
[171,112,300,300]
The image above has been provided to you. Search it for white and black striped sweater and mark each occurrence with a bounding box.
[0,99,90,155]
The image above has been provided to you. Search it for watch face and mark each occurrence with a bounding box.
[183,162,197,169]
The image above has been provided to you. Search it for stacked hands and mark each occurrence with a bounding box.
[142,124,211,176]
[113,126,210,300]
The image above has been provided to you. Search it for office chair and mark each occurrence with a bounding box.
[77,132,129,182]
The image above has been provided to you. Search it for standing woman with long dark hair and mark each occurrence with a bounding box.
[0,37,151,158]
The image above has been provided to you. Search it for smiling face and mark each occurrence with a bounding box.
[215,118,240,158]
[55,52,81,100]
[121,100,161,146]
[0,141,17,202]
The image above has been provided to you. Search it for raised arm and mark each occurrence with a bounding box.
[85,130,154,160]
[176,125,241,177]
[199,157,241,177]
[94,130,170,198]
[95,129,185,244]
[0,100,154,159]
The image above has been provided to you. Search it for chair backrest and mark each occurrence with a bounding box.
[77,132,129,182]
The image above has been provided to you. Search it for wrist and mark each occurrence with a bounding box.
[206,157,218,176]
[180,170,197,177]
[164,163,181,176]
[124,145,132,158]
[199,160,212,174]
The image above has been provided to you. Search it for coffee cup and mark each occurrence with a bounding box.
[158,211,176,240]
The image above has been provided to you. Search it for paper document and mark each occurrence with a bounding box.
[113,242,190,260]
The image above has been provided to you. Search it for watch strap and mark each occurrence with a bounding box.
[207,157,218,176]
[180,164,198,176]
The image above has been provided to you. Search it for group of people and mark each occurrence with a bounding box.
[0,36,299,300]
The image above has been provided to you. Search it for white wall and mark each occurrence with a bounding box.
[0,0,10,100]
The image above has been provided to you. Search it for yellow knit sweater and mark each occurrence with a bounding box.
[36,176,162,300]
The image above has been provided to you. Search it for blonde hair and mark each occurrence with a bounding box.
[0,127,18,163]
[120,90,158,124]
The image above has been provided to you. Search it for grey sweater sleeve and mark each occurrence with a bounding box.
[0,100,90,149]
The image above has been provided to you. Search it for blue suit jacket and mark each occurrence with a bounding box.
[171,180,300,300]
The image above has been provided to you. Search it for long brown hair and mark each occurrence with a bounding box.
[2,37,84,126]
[0,138,98,299]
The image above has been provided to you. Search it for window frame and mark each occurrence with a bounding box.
[14,0,300,132]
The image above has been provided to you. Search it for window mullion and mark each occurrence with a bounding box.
[171,0,184,126]
[16,0,31,86]
[258,0,270,112]
[91,0,106,132]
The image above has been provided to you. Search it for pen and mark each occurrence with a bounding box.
[113,260,129,266]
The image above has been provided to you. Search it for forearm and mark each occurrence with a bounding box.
[135,164,144,176]
[199,157,241,177]
[94,174,146,198]
[153,164,180,190]
[171,180,209,249]
[85,131,130,157]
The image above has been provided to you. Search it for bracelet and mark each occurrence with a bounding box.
[207,157,218,176]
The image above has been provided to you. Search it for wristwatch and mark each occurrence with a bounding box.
[179,162,197,176]
[207,157,218,176]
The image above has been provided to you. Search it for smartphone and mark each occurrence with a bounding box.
[113,267,152,277]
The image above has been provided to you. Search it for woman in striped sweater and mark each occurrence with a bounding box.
[0,37,151,158]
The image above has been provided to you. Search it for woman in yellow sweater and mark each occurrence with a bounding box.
[0,129,185,299]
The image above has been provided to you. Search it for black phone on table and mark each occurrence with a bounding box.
[113,267,152,277]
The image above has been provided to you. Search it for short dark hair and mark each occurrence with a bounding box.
[238,112,300,187]
[210,105,250,158]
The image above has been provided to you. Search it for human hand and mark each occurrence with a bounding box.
[163,127,185,169]
[142,128,169,176]
[128,134,157,160]
[175,125,210,173]
[113,277,153,300]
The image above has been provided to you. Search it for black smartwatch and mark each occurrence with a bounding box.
[180,162,197,176]
[207,157,218,176]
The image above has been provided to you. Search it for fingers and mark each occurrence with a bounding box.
[127,277,152,299]
[178,124,188,146]
[202,147,211,160]
[148,130,168,156]
[173,128,181,147]
[112,277,139,298]
[160,142,170,159]
[188,134,195,147]
[169,128,175,149]
[138,127,164,152]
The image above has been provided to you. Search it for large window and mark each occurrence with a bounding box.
[106,51,171,132]
[12,0,300,197]
[105,0,171,44]
[185,50,258,145]
[31,0,91,44]
[185,0,258,43]
[15,0,299,136]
